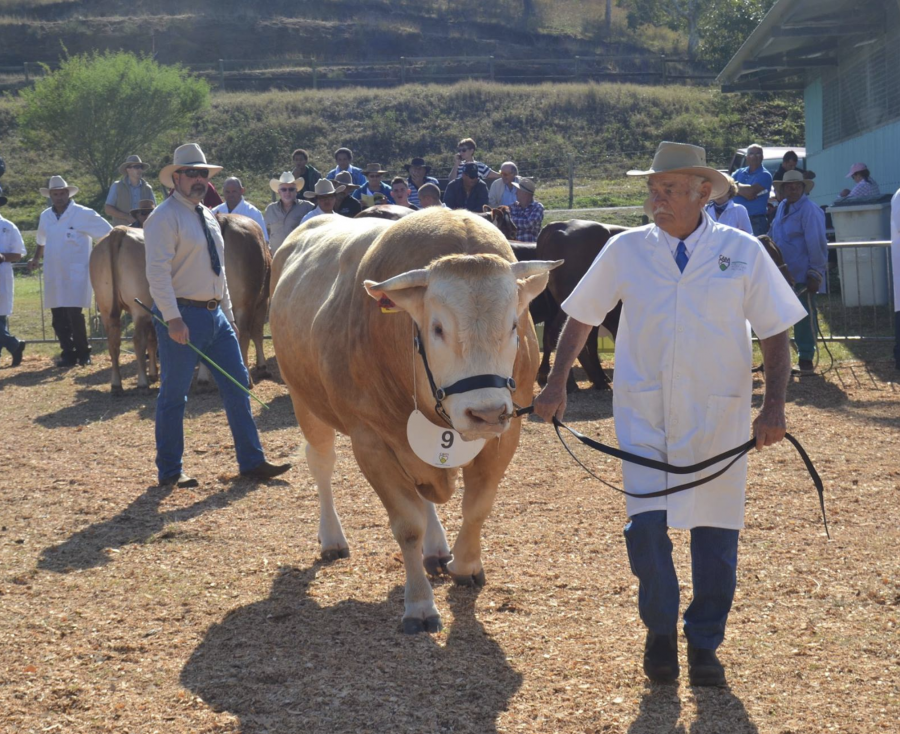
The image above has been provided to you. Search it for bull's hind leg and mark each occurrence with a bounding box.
[289,391,348,560]
[131,312,153,391]
[251,300,270,381]
[104,311,124,395]
[423,501,452,577]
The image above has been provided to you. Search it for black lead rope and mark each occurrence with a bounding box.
[513,405,829,539]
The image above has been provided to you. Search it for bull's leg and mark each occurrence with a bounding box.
[146,323,159,384]
[132,314,150,390]
[233,308,255,389]
[105,311,124,395]
[252,300,270,380]
[195,362,213,391]
[423,501,452,577]
[537,308,562,387]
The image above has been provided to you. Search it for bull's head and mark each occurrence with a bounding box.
[365,254,562,441]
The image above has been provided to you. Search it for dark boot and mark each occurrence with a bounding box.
[687,644,726,687]
[643,631,679,683]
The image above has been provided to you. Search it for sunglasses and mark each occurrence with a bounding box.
[176,168,210,179]
[136,209,153,216]
[126,164,144,169]
[279,187,297,193]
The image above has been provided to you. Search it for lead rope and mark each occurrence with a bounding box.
[411,319,419,412]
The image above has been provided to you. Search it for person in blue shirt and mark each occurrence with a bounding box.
[352,164,394,208]
[733,144,773,236]
[404,157,439,207]
[325,147,367,187]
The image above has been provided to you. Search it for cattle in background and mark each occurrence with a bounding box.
[270,210,558,633]
[354,204,415,221]
[478,205,518,240]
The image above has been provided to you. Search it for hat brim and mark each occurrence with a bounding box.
[511,181,536,194]
[270,177,300,193]
[130,206,154,217]
[39,185,79,197]
[364,170,388,176]
[334,182,361,191]
[304,185,345,199]
[160,163,222,190]
[773,178,815,194]
[119,162,149,176]
[404,164,431,175]
[627,166,730,200]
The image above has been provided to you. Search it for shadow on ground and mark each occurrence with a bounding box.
[181,563,523,734]
[626,680,759,734]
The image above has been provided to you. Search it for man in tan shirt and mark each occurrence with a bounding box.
[144,143,290,488]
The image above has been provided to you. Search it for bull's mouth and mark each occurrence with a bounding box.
[455,404,511,440]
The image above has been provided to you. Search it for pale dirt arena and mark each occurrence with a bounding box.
[1,351,898,734]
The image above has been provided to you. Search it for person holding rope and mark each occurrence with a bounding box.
[534,142,806,687]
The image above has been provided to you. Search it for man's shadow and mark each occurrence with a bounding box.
[181,563,523,734]
[626,680,759,734]
[37,478,274,573]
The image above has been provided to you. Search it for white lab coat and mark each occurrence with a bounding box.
[890,189,900,309]
[212,198,269,243]
[0,213,26,316]
[36,202,112,309]
[705,199,753,235]
[563,213,806,529]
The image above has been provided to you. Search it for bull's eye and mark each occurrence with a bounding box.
[433,323,444,338]
[511,321,518,333]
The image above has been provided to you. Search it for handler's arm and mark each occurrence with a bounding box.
[753,330,791,450]
[532,317,593,423]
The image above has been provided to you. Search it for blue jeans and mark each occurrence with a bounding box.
[749,214,770,237]
[793,286,817,361]
[0,315,22,355]
[153,304,265,483]
[624,510,739,650]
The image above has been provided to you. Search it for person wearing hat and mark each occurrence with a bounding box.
[534,142,806,687]
[836,162,880,201]
[264,172,314,254]
[508,177,544,242]
[352,164,394,208]
[31,176,113,367]
[443,162,489,213]
[144,143,291,488]
[212,177,268,244]
[404,157,439,208]
[325,147,367,187]
[105,155,156,228]
[129,199,156,229]
[732,144,773,236]
[704,174,752,235]
[488,162,520,209]
[333,171,362,218]
[300,179,344,223]
[0,184,27,367]
[769,170,827,374]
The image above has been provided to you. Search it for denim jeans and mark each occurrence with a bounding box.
[793,286,817,361]
[51,306,89,360]
[0,314,22,355]
[624,510,739,650]
[749,214,770,237]
[153,304,265,483]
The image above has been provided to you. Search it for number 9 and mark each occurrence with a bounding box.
[441,431,454,449]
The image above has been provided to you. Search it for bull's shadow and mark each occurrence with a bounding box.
[181,563,523,734]
[34,385,158,426]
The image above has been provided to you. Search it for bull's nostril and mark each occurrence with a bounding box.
[465,406,506,426]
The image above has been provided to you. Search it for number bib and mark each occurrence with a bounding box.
[406,410,486,468]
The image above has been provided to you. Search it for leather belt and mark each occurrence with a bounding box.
[176,297,220,310]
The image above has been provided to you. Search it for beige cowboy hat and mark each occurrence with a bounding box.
[334,170,360,191]
[304,179,345,199]
[39,175,79,197]
[773,169,815,194]
[269,171,300,194]
[159,143,222,190]
[130,198,156,218]
[627,142,730,200]
[512,177,537,195]
[118,154,149,176]
[362,163,388,176]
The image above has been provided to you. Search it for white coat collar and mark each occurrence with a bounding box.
[644,211,714,276]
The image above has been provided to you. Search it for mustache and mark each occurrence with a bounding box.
[652,205,674,216]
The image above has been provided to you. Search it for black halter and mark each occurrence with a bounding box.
[414,327,517,428]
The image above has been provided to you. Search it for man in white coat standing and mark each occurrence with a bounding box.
[30,176,112,366]
[534,142,806,687]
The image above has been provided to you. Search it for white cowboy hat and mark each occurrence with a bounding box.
[118,154,149,176]
[269,171,300,193]
[159,143,222,190]
[627,142,730,200]
[773,169,815,194]
[304,179,345,199]
[39,175,79,197]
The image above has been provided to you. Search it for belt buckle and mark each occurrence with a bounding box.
[205,299,218,311]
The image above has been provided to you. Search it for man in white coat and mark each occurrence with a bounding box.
[890,187,900,371]
[0,184,27,366]
[211,177,268,244]
[534,142,806,687]
[30,176,112,366]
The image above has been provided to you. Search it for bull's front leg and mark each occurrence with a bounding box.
[423,501,452,577]
[132,314,152,391]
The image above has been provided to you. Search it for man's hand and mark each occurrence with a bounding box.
[168,317,190,345]
[806,271,822,294]
[839,188,851,198]
[752,402,786,451]
[533,380,567,424]
[28,258,40,272]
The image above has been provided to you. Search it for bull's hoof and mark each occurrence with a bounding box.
[424,554,452,578]
[537,372,549,388]
[254,366,271,382]
[402,615,443,634]
[148,375,159,384]
[451,569,486,588]
[591,379,612,391]
[320,547,350,562]
[565,375,579,394]
[110,384,124,396]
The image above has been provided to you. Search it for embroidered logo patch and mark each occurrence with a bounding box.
[439,452,450,465]
[718,255,731,271]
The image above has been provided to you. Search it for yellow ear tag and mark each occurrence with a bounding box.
[378,295,402,314]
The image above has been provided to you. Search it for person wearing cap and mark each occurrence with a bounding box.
[212,177,268,244]
[508,177,544,243]
[389,177,418,210]
[0,184,27,367]
[144,143,291,488]
[416,183,448,209]
[704,174,752,234]
[836,163,880,201]
[534,142,806,687]
[353,164,395,208]
[488,162,520,208]
[732,144,773,236]
[105,155,156,227]
[325,147,367,187]
[301,179,344,223]
[264,172,314,254]
[443,162,489,213]
[404,157,439,208]
[333,171,362,218]
[31,176,113,367]
[290,148,322,198]
[448,137,500,183]
[769,170,827,374]
[129,199,156,228]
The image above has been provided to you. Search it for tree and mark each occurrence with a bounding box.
[19,51,210,193]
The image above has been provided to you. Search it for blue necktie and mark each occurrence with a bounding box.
[675,240,688,273]
[195,204,221,276]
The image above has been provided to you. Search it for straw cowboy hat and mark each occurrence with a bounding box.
[303,179,345,199]
[362,163,388,176]
[159,143,222,190]
[512,177,537,195]
[333,170,360,191]
[773,169,815,194]
[118,155,149,176]
[39,175,79,198]
[627,141,729,200]
[403,157,432,175]
[129,198,156,219]
[269,171,300,194]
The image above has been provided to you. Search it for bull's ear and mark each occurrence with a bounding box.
[482,205,492,213]
[511,260,563,318]
[364,269,428,322]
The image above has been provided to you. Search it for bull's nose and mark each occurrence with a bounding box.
[465,405,507,426]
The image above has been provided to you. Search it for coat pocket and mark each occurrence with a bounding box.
[616,386,665,451]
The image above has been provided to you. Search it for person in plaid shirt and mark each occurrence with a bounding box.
[836,162,880,202]
[509,178,544,242]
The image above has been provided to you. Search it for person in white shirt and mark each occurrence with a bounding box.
[264,172,313,254]
[31,176,112,367]
[301,179,345,223]
[534,142,806,688]
[488,162,519,208]
[0,184,27,366]
[704,174,752,234]
[212,177,268,244]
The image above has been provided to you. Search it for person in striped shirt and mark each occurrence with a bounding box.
[448,137,500,183]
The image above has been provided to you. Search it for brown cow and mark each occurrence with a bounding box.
[478,205,518,240]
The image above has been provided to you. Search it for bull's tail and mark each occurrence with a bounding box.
[109,231,122,319]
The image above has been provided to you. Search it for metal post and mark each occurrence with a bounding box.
[312,58,318,90]
[401,56,406,85]
[489,55,495,82]
[218,59,225,90]
[567,157,575,210]
[573,55,580,80]
[661,54,667,84]
[24,62,30,83]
